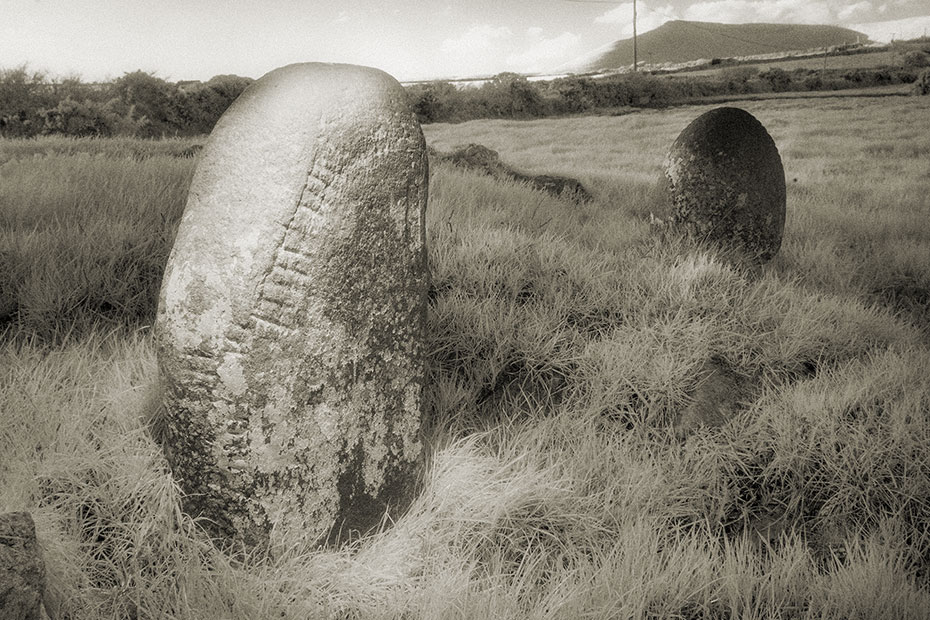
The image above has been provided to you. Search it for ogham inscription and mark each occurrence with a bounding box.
[154,63,429,548]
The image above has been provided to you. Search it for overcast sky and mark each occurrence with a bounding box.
[3,0,930,83]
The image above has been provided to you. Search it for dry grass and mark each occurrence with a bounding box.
[424,95,930,328]
[2,95,930,619]
[684,49,904,78]
[0,142,194,340]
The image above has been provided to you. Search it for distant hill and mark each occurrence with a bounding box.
[587,20,870,71]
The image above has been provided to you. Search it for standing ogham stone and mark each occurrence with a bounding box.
[655,107,786,263]
[154,63,429,548]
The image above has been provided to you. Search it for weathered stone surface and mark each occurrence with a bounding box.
[154,63,429,548]
[0,512,45,620]
[655,107,786,263]
[431,143,593,203]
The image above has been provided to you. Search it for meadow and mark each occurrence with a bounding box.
[681,48,906,78]
[1,94,929,619]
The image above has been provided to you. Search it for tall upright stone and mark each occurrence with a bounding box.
[154,63,429,548]
[655,107,786,263]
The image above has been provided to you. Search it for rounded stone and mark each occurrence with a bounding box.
[656,107,786,263]
[154,63,429,548]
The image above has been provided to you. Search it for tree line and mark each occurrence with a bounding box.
[1,57,926,138]
[407,63,924,123]
[0,67,253,138]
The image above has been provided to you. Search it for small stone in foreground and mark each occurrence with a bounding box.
[0,512,45,620]
[674,356,749,436]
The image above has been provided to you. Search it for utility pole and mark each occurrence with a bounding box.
[822,47,828,82]
[633,0,638,71]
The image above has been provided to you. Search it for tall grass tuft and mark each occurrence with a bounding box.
[0,145,194,342]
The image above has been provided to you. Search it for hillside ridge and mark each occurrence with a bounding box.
[587,20,870,71]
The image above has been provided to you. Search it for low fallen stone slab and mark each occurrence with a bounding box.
[430,143,593,203]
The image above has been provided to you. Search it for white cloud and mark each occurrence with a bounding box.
[852,14,930,41]
[596,2,678,37]
[438,24,587,77]
[439,24,515,76]
[891,0,924,12]
[333,10,350,24]
[682,0,834,24]
[507,31,581,73]
[838,1,874,21]
[440,24,513,56]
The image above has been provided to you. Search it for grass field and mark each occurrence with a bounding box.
[679,48,905,78]
[1,93,929,619]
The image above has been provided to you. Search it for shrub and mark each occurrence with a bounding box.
[408,81,461,123]
[549,77,599,114]
[0,66,54,137]
[619,72,674,105]
[588,78,635,108]
[759,67,791,92]
[802,73,824,91]
[173,75,253,134]
[1,66,253,137]
[667,76,723,99]
[720,66,758,94]
[843,69,865,84]
[871,69,894,85]
[902,50,930,68]
[482,73,546,118]
[914,69,930,95]
[40,97,141,137]
[111,71,184,137]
